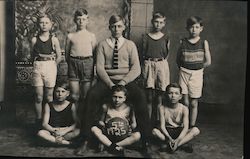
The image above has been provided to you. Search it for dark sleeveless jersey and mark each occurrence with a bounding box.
[33,35,54,57]
[143,34,169,58]
[178,38,205,70]
[48,102,74,127]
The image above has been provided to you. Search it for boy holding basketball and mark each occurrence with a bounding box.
[91,85,141,155]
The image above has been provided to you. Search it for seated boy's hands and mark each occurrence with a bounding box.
[169,139,180,151]
[54,129,67,137]
[53,130,61,137]
[167,136,174,143]
[117,80,126,86]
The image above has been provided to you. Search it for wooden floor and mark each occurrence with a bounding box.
[0,102,244,158]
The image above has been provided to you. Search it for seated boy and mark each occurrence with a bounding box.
[91,85,141,156]
[152,83,200,153]
[37,82,80,145]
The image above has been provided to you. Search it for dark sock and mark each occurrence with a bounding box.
[180,143,193,153]
[108,143,124,155]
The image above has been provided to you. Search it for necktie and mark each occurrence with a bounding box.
[112,38,119,69]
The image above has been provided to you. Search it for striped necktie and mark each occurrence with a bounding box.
[112,38,119,69]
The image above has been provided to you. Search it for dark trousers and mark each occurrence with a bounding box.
[81,79,151,143]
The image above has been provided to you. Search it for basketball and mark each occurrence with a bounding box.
[105,117,130,142]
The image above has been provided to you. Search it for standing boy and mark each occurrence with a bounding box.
[176,16,211,127]
[142,12,170,122]
[65,8,97,109]
[31,14,62,129]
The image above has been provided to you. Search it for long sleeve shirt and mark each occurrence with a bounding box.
[96,37,141,88]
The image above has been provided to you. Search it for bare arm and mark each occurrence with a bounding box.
[176,40,182,68]
[159,105,173,141]
[31,37,37,60]
[98,104,108,127]
[91,34,97,51]
[65,34,72,64]
[141,34,147,60]
[203,40,211,68]
[165,38,170,60]
[42,103,57,133]
[92,34,97,77]
[52,36,62,64]
[175,106,189,142]
[31,37,37,48]
[130,110,137,130]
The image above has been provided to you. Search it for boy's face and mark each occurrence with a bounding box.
[167,87,182,104]
[187,23,203,38]
[112,91,126,108]
[152,17,165,32]
[55,87,69,102]
[109,20,125,38]
[75,15,89,30]
[39,17,52,32]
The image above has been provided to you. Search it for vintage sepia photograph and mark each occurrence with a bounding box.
[0,0,247,158]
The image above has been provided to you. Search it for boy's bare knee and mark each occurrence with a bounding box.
[91,126,102,134]
[192,127,200,136]
[37,130,46,137]
[74,128,81,136]
[36,96,43,103]
[152,128,158,136]
[71,94,80,102]
[46,95,53,102]
[131,132,141,141]
[190,99,198,107]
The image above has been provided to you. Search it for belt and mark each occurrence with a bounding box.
[145,57,165,62]
[35,56,55,61]
[70,56,93,60]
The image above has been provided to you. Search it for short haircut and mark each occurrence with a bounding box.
[151,11,166,22]
[112,85,128,97]
[55,81,70,91]
[166,83,182,94]
[109,15,125,26]
[37,14,52,23]
[74,8,88,22]
[186,16,203,28]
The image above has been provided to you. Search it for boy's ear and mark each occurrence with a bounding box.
[151,19,154,25]
[200,26,204,32]
[179,93,183,100]
[66,91,70,97]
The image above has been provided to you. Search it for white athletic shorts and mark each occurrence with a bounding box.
[32,60,57,88]
[143,59,170,91]
[179,67,204,98]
